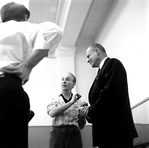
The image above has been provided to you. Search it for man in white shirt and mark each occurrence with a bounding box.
[0,2,63,148]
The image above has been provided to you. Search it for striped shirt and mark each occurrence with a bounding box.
[47,94,85,127]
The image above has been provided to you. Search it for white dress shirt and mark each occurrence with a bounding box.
[99,56,108,69]
[0,20,63,68]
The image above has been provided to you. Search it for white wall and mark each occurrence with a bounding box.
[24,58,59,126]
[25,43,96,126]
[24,0,149,126]
[25,46,84,126]
[132,101,149,124]
[75,42,97,105]
[95,0,149,106]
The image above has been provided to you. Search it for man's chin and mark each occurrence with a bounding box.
[61,87,67,90]
[92,65,98,68]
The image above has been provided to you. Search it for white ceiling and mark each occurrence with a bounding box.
[29,0,115,48]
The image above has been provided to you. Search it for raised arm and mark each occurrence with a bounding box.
[47,94,81,117]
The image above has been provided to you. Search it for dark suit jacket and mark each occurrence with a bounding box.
[28,110,35,123]
[87,58,138,147]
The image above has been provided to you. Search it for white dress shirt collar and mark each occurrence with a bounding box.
[99,57,108,69]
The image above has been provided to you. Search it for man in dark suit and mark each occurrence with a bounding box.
[80,43,138,148]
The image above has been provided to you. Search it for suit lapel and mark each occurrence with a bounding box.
[100,57,110,71]
[88,57,110,104]
[95,57,110,79]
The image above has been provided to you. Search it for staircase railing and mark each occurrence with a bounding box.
[132,97,149,148]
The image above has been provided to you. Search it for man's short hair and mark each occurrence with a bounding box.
[92,43,106,53]
[0,2,30,22]
[68,72,76,85]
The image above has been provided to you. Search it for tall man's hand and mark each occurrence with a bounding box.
[79,106,89,117]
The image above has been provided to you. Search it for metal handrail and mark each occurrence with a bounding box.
[131,97,149,110]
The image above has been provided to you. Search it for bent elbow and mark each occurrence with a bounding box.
[47,111,56,118]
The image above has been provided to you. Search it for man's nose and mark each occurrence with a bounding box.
[87,58,90,63]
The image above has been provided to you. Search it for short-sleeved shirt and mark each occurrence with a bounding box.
[0,20,63,68]
[47,94,84,127]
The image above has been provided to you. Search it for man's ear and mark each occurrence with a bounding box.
[22,15,28,21]
[25,15,28,21]
[72,83,75,89]
[95,48,100,56]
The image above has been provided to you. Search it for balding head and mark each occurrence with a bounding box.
[86,43,107,68]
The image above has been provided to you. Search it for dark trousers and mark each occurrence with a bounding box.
[98,138,133,148]
[0,76,30,148]
[109,140,133,148]
[49,125,82,148]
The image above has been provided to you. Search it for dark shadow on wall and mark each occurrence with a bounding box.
[134,124,149,148]
[28,125,93,148]
[28,123,149,148]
